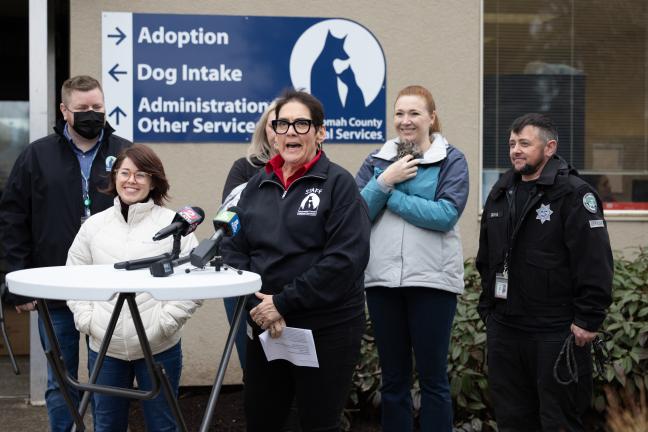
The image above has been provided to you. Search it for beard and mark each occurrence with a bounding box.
[396,139,423,159]
[516,159,543,176]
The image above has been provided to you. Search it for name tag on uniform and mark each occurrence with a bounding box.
[589,219,605,228]
[495,273,508,299]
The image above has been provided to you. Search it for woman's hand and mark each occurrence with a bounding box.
[379,154,419,187]
[269,317,286,338]
[250,292,283,329]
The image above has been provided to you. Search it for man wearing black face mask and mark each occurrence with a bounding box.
[0,75,131,432]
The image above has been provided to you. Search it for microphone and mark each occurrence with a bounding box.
[152,206,205,241]
[190,207,241,267]
[114,253,173,270]
[149,254,192,277]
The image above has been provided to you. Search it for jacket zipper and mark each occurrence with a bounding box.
[260,173,327,199]
[504,186,544,274]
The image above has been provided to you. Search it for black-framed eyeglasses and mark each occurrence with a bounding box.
[271,119,315,135]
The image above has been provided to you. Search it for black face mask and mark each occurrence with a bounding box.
[71,110,105,139]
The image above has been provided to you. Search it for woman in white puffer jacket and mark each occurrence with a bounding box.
[66,144,201,432]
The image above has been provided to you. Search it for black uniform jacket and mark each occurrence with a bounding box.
[476,156,613,332]
[0,121,131,305]
[221,152,371,330]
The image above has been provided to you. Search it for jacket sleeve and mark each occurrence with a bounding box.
[273,176,371,316]
[0,149,35,305]
[66,299,94,334]
[222,158,252,202]
[354,150,379,190]
[386,192,458,232]
[66,220,94,266]
[476,202,494,324]
[385,153,469,232]
[563,186,613,332]
[221,188,252,271]
[360,177,391,221]
[65,220,96,334]
[65,224,94,335]
[159,298,202,338]
[355,151,391,221]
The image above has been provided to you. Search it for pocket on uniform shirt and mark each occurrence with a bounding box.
[524,249,571,305]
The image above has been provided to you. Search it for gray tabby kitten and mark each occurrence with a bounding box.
[395,139,423,160]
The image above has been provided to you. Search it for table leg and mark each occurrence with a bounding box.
[125,294,188,432]
[36,300,86,431]
[199,294,249,432]
[0,296,20,374]
[72,294,127,432]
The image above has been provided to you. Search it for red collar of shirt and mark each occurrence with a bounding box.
[265,150,323,189]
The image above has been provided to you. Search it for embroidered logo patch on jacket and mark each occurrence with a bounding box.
[297,188,322,216]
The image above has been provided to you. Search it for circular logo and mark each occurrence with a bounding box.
[105,155,117,172]
[290,19,385,108]
[582,192,598,213]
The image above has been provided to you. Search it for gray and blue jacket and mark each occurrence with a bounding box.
[355,134,469,294]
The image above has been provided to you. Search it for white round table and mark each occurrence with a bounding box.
[7,263,260,301]
[7,263,260,432]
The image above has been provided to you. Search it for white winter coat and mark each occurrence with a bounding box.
[67,198,201,361]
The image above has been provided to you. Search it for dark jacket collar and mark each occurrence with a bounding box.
[261,151,330,183]
[490,155,576,199]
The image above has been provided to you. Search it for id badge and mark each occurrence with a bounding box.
[495,272,508,299]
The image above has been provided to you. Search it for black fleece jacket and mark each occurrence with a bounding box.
[221,152,371,330]
[0,122,131,306]
[476,156,613,332]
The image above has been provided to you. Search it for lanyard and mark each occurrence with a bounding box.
[80,145,101,218]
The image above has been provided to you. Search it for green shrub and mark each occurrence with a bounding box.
[346,248,648,431]
[595,248,648,413]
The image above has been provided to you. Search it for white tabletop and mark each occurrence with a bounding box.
[6,264,260,301]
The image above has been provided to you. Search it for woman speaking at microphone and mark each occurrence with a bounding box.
[66,144,201,432]
[222,89,371,431]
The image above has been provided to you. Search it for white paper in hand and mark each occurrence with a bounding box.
[258,326,319,368]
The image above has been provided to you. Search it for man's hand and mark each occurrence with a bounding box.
[571,323,597,347]
[15,301,37,313]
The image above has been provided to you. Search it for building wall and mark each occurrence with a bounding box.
[69,0,645,385]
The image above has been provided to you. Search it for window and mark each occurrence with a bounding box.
[483,0,648,211]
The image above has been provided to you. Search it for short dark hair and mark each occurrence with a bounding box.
[61,75,103,105]
[509,113,559,144]
[104,144,170,205]
[274,89,325,127]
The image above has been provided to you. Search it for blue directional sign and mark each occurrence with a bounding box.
[102,12,386,143]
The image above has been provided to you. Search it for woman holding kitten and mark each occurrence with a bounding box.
[355,85,469,432]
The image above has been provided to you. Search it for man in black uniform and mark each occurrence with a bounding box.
[0,75,131,431]
[476,113,613,431]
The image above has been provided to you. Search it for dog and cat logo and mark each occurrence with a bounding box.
[297,188,322,216]
[290,19,386,142]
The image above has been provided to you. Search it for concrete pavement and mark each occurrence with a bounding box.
[0,355,50,430]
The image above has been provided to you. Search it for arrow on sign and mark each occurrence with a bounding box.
[109,106,127,125]
[108,64,127,82]
[107,27,126,45]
